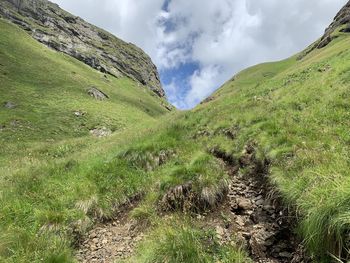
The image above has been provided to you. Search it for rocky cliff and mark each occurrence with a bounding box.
[0,0,165,97]
[317,0,350,48]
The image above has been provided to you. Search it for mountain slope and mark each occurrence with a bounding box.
[1,1,350,263]
[0,16,171,263]
[0,0,165,97]
[187,11,350,261]
[0,18,169,143]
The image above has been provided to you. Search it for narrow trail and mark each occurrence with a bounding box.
[75,200,145,263]
[75,145,309,263]
[209,146,309,263]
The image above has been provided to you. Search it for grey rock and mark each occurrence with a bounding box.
[279,251,293,258]
[10,120,20,127]
[215,226,225,237]
[0,0,165,98]
[4,101,16,109]
[87,87,109,100]
[316,1,350,49]
[255,199,264,206]
[235,216,246,227]
[90,127,112,138]
[74,110,85,117]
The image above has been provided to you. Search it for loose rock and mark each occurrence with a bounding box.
[237,197,254,211]
[210,146,310,263]
[90,127,112,137]
[74,110,86,117]
[4,101,16,109]
[76,199,144,263]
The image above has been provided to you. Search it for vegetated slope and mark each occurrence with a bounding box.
[119,22,350,262]
[0,18,170,146]
[0,19,171,262]
[195,18,350,261]
[2,2,350,263]
[0,0,165,97]
[105,7,350,263]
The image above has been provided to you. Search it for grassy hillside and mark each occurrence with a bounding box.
[0,17,170,167]
[121,26,350,261]
[1,11,350,263]
[0,18,169,141]
[0,19,172,262]
[190,26,350,261]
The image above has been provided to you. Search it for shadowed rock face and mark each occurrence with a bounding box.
[0,0,165,98]
[317,0,350,48]
[325,1,350,35]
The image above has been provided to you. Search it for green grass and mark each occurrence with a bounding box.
[189,29,350,261]
[0,19,171,262]
[2,13,350,263]
[125,217,250,263]
[0,18,168,144]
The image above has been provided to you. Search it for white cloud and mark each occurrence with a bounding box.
[51,0,347,109]
[186,65,223,107]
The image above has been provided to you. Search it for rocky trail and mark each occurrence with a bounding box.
[75,145,309,263]
[209,146,310,263]
[75,201,145,263]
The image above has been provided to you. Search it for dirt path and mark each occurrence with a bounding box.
[75,145,309,263]
[75,200,144,263]
[209,146,309,263]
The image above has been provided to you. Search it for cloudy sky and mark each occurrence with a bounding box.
[51,0,346,109]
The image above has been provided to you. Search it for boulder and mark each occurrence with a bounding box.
[4,101,16,108]
[74,110,86,117]
[87,87,109,100]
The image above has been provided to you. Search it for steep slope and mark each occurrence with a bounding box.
[316,1,350,48]
[0,0,165,97]
[0,19,169,144]
[2,1,350,263]
[0,16,170,263]
[192,8,350,261]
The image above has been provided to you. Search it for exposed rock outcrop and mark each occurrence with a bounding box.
[296,1,350,60]
[87,87,109,101]
[0,0,165,97]
[317,1,350,49]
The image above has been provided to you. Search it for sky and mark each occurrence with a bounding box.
[51,0,347,109]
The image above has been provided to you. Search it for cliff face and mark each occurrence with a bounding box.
[0,0,165,97]
[317,0,350,48]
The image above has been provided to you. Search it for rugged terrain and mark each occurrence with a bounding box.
[0,0,165,97]
[317,1,350,48]
[1,0,350,263]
